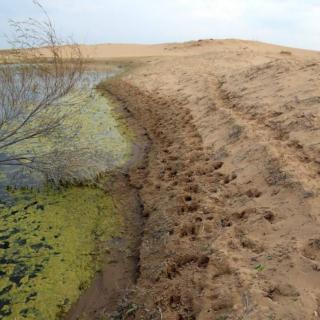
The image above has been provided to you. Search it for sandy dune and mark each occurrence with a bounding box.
[79,39,320,59]
[96,39,320,319]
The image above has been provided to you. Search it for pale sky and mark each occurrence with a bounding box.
[0,0,320,50]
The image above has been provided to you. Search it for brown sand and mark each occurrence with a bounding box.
[96,40,320,319]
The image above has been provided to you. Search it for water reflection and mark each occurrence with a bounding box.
[0,69,129,204]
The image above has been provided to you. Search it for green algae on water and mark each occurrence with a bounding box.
[0,187,121,319]
[3,90,132,188]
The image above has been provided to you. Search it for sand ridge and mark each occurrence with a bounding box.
[78,39,320,59]
[97,40,320,319]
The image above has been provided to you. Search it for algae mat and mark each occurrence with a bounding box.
[0,187,121,319]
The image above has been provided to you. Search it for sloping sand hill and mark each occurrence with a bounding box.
[84,40,320,319]
[98,39,320,319]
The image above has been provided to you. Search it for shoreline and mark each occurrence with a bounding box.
[102,77,214,318]
[65,75,150,319]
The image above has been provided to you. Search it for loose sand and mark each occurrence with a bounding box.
[42,39,320,319]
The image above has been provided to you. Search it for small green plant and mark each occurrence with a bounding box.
[125,303,138,316]
[111,302,138,320]
[254,264,265,272]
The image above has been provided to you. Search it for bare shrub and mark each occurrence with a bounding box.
[0,1,107,185]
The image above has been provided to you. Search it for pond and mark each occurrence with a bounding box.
[0,69,133,319]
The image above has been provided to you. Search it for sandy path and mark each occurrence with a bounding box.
[98,40,320,319]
